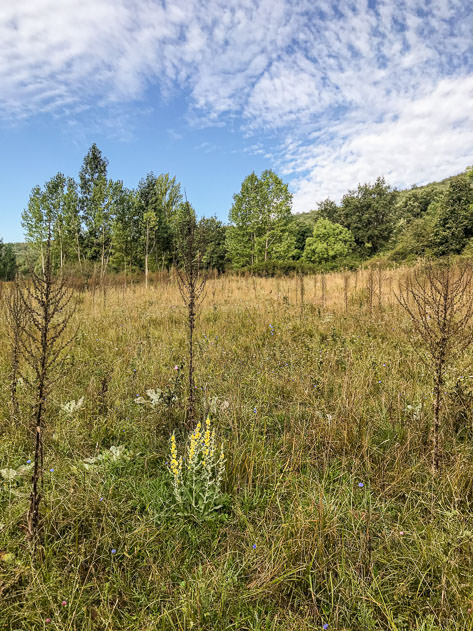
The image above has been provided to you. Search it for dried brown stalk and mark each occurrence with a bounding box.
[397,260,473,472]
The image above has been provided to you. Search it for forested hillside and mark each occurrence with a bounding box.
[3,143,473,280]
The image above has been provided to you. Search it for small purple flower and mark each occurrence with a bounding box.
[253,407,257,413]
[174,365,179,370]
[50,468,54,473]
[358,482,364,488]
[252,544,256,549]
[378,380,382,383]
[323,624,329,630]
[27,459,31,464]
[111,548,116,555]
[99,497,104,502]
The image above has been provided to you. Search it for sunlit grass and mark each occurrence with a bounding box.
[1,270,473,630]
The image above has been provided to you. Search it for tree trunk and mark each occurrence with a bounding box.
[145,224,149,289]
[432,364,443,473]
[40,242,45,275]
[76,232,82,271]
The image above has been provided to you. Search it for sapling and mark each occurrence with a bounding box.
[397,260,473,472]
[174,201,206,428]
[14,220,76,550]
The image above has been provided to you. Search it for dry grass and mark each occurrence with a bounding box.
[1,266,473,630]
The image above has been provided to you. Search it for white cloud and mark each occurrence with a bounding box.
[289,75,473,211]
[1,0,472,202]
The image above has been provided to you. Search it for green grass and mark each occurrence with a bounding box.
[1,276,473,630]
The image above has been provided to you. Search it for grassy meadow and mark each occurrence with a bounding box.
[1,268,473,630]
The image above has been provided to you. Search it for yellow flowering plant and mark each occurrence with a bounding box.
[168,417,226,521]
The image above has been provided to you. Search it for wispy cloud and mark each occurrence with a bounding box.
[1,0,472,207]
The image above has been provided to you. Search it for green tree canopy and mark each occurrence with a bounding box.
[338,177,398,255]
[79,144,110,263]
[302,218,355,265]
[316,198,339,223]
[227,170,295,267]
[431,175,473,256]
[0,240,17,280]
[197,216,227,272]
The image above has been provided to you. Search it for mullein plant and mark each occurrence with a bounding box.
[168,417,226,522]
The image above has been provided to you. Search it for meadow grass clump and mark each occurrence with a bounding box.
[1,266,473,629]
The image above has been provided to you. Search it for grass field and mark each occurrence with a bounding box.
[1,269,473,630]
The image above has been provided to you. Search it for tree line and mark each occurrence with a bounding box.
[5,143,473,281]
[19,144,227,283]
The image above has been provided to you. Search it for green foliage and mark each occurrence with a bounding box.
[292,216,314,259]
[17,148,473,276]
[388,211,438,262]
[338,176,398,255]
[110,185,140,271]
[79,143,109,262]
[197,216,227,272]
[137,172,183,270]
[227,170,294,267]
[316,197,340,222]
[0,240,17,280]
[303,218,355,265]
[431,175,473,256]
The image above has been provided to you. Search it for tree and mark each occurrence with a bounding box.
[79,144,109,266]
[0,240,17,280]
[338,177,397,255]
[110,186,140,275]
[397,261,473,472]
[316,198,339,223]
[174,202,206,428]
[394,187,439,225]
[43,173,67,269]
[154,173,182,267]
[257,170,294,262]
[227,172,260,267]
[197,216,227,272]
[292,216,314,260]
[137,173,182,283]
[11,220,75,549]
[431,176,473,256]
[22,185,47,273]
[227,170,294,267]
[62,177,82,269]
[303,218,355,265]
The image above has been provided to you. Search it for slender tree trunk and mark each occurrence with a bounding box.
[187,268,196,426]
[76,232,82,271]
[145,224,149,289]
[40,242,45,275]
[101,227,105,283]
[28,256,52,546]
[432,364,443,473]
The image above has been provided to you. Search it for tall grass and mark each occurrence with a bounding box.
[0,266,473,629]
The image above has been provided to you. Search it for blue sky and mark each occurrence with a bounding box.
[1,0,473,242]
